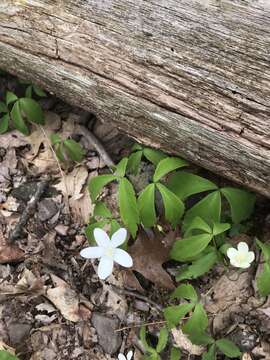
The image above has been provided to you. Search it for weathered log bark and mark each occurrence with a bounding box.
[0,0,269,196]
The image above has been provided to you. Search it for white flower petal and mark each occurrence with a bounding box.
[237,242,249,253]
[127,350,133,360]
[114,248,133,268]
[97,256,114,279]
[111,228,127,248]
[118,354,126,360]
[246,251,255,263]
[80,246,104,259]
[230,257,241,268]
[94,228,110,247]
[227,247,238,259]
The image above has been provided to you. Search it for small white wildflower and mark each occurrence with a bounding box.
[227,242,255,269]
[118,350,133,360]
[80,228,133,280]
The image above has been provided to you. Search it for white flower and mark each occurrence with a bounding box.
[118,350,133,360]
[80,228,133,280]
[227,242,255,269]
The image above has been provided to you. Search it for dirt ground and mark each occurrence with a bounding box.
[0,74,270,360]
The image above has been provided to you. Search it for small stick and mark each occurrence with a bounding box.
[9,180,48,242]
[75,124,115,168]
[115,320,167,332]
[112,285,163,312]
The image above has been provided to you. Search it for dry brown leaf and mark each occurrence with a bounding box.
[30,148,59,175]
[171,328,205,355]
[0,130,28,149]
[55,166,88,198]
[128,229,176,290]
[0,231,25,264]
[26,112,61,159]
[45,274,90,322]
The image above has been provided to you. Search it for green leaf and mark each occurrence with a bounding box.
[0,113,9,134]
[55,142,66,162]
[94,202,112,218]
[176,251,218,281]
[127,150,143,175]
[256,238,270,262]
[221,187,255,224]
[184,191,221,227]
[171,233,213,262]
[140,327,157,354]
[63,139,85,162]
[33,85,46,97]
[119,178,139,238]
[138,183,156,228]
[156,327,168,353]
[88,174,117,201]
[189,332,214,346]
[25,85,33,98]
[153,157,188,182]
[164,303,194,328]
[257,263,270,297]
[0,101,8,113]
[202,344,216,360]
[168,171,217,200]
[183,304,208,336]
[131,143,143,152]
[19,98,44,124]
[115,157,128,178]
[0,350,19,360]
[143,148,166,166]
[170,347,181,360]
[6,91,18,105]
[156,183,184,227]
[85,220,108,245]
[184,216,212,237]
[10,101,29,135]
[212,222,231,236]
[50,133,61,145]
[110,219,122,239]
[171,284,198,302]
[219,243,231,256]
[215,339,241,358]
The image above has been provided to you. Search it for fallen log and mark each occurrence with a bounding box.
[0,0,269,196]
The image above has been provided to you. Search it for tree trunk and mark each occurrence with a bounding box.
[0,0,269,196]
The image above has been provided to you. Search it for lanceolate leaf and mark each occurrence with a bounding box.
[257,263,270,297]
[212,222,231,236]
[168,171,217,200]
[0,113,9,134]
[127,150,143,175]
[119,178,139,238]
[221,187,255,223]
[10,101,29,135]
[115,157,129,178]
[170,284,198,302]
[33,85,47,97]
[215,339,241,358]
[156,183,184,227]
[170,347,181,360]
[0,101,8,113]
[202,344,216,360]
[63,139,85,162]
[184,191,221,228]
[156,327,169,353]
[256,238,270,262]
[171,234,213,262]
[143,147,166,166]
[0,350,19,360]
[184,216,212,237]
[19,98,44,124]
[138,183,156,227]
[88,174,117,201]
[6,91,18,105]
[93,201,112,218]
[85,220,108,245]
[176,251,218,281]
[164,303,194,328]
[153,157,188,182]
[182,303,208,337]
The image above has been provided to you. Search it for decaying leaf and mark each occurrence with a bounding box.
[128,229,176,289]
[171,328,205,356]
[45,274,91,322]
[0,230,25,264]
[0,130,28,149]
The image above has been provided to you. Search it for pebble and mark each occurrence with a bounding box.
[38,199,58,221]
[55,224,69,236]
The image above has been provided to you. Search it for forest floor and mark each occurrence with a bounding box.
[0,74,270,360]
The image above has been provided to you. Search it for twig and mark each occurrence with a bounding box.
[39,125,70,213]
[115,320,167,332]
[9,180,48,242]
[112,285,163,313]
[75,124,115,168]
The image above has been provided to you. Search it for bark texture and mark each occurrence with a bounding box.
[0,0,269,195]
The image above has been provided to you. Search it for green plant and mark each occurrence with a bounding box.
[256,238,270,296]
[0,350,19,360]
[140,326,169,360]
[50,133,85,163]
